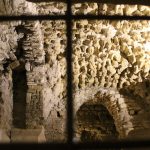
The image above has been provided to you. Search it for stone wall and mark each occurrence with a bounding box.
[0,0,150,142]
[40,20,67,141]
[73,19,150,89]
[0,71,13,132]
[0,2,20,137]
[74,88,150,140]
[72,3,150,16]
[22,20,45,128]
[0,0,67,141]
[72,4,150,141]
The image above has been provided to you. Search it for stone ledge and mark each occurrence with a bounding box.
[0,129,10,143]
[127,129,150,139]
[11,127,46,143]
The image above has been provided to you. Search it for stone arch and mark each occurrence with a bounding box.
[75,102,119,142]
[74,88,149,139]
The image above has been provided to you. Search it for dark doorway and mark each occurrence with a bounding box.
[12,68,27,128]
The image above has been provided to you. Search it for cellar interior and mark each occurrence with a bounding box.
[0,0,150,144]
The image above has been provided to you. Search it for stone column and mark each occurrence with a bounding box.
[26,84,44,128]
[20,6,46,141]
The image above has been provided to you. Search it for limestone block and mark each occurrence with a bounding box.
[73,3,98,15]
[143,63,150,73]
[128,55,136,64]
[25,61,31,71]
[107,66,116,75]
[9,52,17,61]
[133,65,140,74]
[111,60,119,69]
[11,127,46,143]
[120,58,129,71]
[129,110,137,115]
[9,60,20,70]
[118,98,124,105]
[125,5,138,16]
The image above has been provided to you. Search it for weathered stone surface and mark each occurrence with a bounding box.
[0,129,10,143]
[9,61,20,70]
[0,1,150,143]
[74,88,150,140]
[37,2,66,15]
[73,20,150,90]
[0,71,13,130]
[11,127,46,143]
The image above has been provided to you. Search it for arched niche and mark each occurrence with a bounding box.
[74,89,137,139]
[74,101,119,142]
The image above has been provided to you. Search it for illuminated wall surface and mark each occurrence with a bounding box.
[0,0,150,143]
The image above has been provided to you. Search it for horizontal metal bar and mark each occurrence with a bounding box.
[27,0,150,5]
[74,0,150,5]
[72,15,150,20]
[0,15,150,21]
[0,15,66,21]
[73,139,150,149]
[1,139,150,149]
[27,0,66,2]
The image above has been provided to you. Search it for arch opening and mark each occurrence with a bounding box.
[75,102,119,142]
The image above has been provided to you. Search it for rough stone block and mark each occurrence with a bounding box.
[11,127,46,143]
[9,60,20,69]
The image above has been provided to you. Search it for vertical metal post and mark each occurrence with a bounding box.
[66,0,73,145]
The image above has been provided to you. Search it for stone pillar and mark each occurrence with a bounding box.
[22,18,45,129]
[26,84,44,128]
[25,62,45,129]
[20,18,46,142]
